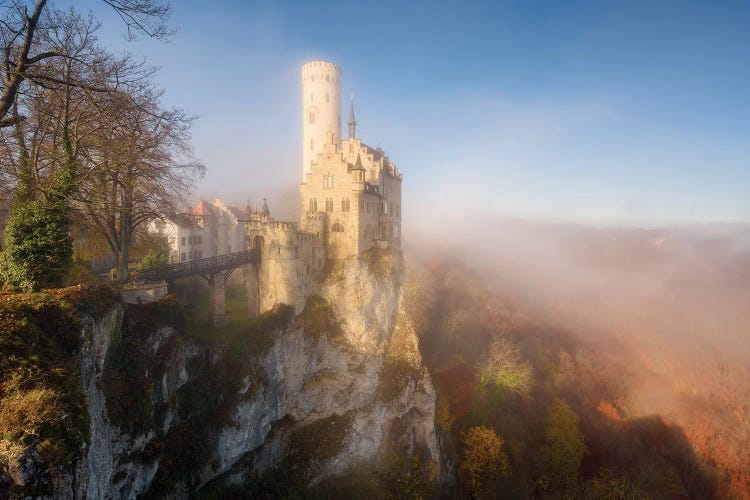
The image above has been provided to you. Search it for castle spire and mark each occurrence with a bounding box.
[347,96,356,139]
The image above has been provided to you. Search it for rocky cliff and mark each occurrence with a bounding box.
[0,247,440,498]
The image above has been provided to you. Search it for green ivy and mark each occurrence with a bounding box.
[0,198,73,292]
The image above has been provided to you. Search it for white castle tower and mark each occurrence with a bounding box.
[301,60,341,180]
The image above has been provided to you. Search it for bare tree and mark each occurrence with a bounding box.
[75,88,204,280]
[479,337,534,395]
[0,0,170,127]
[0,4,195,288]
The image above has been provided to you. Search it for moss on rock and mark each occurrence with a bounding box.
[0,285,117,496]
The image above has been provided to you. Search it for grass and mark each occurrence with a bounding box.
[0,285,117,497]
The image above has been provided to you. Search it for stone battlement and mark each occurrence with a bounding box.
[268,221,298,231]
[301,60,339,84]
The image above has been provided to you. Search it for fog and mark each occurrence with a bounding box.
[404,212,750,487]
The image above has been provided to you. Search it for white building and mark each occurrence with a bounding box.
[150,199,247,263]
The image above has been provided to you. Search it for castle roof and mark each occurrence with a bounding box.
[166,213,200,228]
[361,144,384,162]
[191,200,214,217]
[349,154,366,171]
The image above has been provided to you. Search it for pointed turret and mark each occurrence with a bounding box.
[347,97,356,139]
[261,198,270,219]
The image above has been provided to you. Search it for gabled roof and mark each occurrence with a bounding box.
[362,144,384,162]
[191,200,214,216]
[166,213,200,228]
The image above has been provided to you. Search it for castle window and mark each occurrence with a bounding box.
[383,202,388,215]
[181,252,186,261]
[332,223,344,233]
[310,198,318,213]
[181,236,185,246]
[309,111,315,124]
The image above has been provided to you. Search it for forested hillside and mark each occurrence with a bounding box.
[402,224,750,499]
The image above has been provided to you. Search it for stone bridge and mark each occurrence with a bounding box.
[141,249,258,327]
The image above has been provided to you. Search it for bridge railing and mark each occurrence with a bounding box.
[140,249,257,282]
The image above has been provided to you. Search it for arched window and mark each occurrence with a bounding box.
[345,198,350,212]
[309,111,315,124]
[341,198,346,212]
[310,198,317,213]
[332,223,344,233]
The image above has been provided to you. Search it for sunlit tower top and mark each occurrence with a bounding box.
[301,60,341,181]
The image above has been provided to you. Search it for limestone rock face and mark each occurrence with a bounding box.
[74,307,196,500]
[209,250,440,487]
[7,249,439,498]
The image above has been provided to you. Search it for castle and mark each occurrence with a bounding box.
[244,60,403,314]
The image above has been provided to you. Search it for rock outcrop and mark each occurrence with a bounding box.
[1,248,439,498]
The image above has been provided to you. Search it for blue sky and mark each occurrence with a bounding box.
[78,0,749,225]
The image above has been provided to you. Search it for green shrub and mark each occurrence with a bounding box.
[298,295,342,341]
[65,258,101,286]
[138,249,170,279]
[0,198,73,291]
[539,399,587,493]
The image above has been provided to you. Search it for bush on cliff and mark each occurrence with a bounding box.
[299,295,343,341]
[0,198,73,292]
